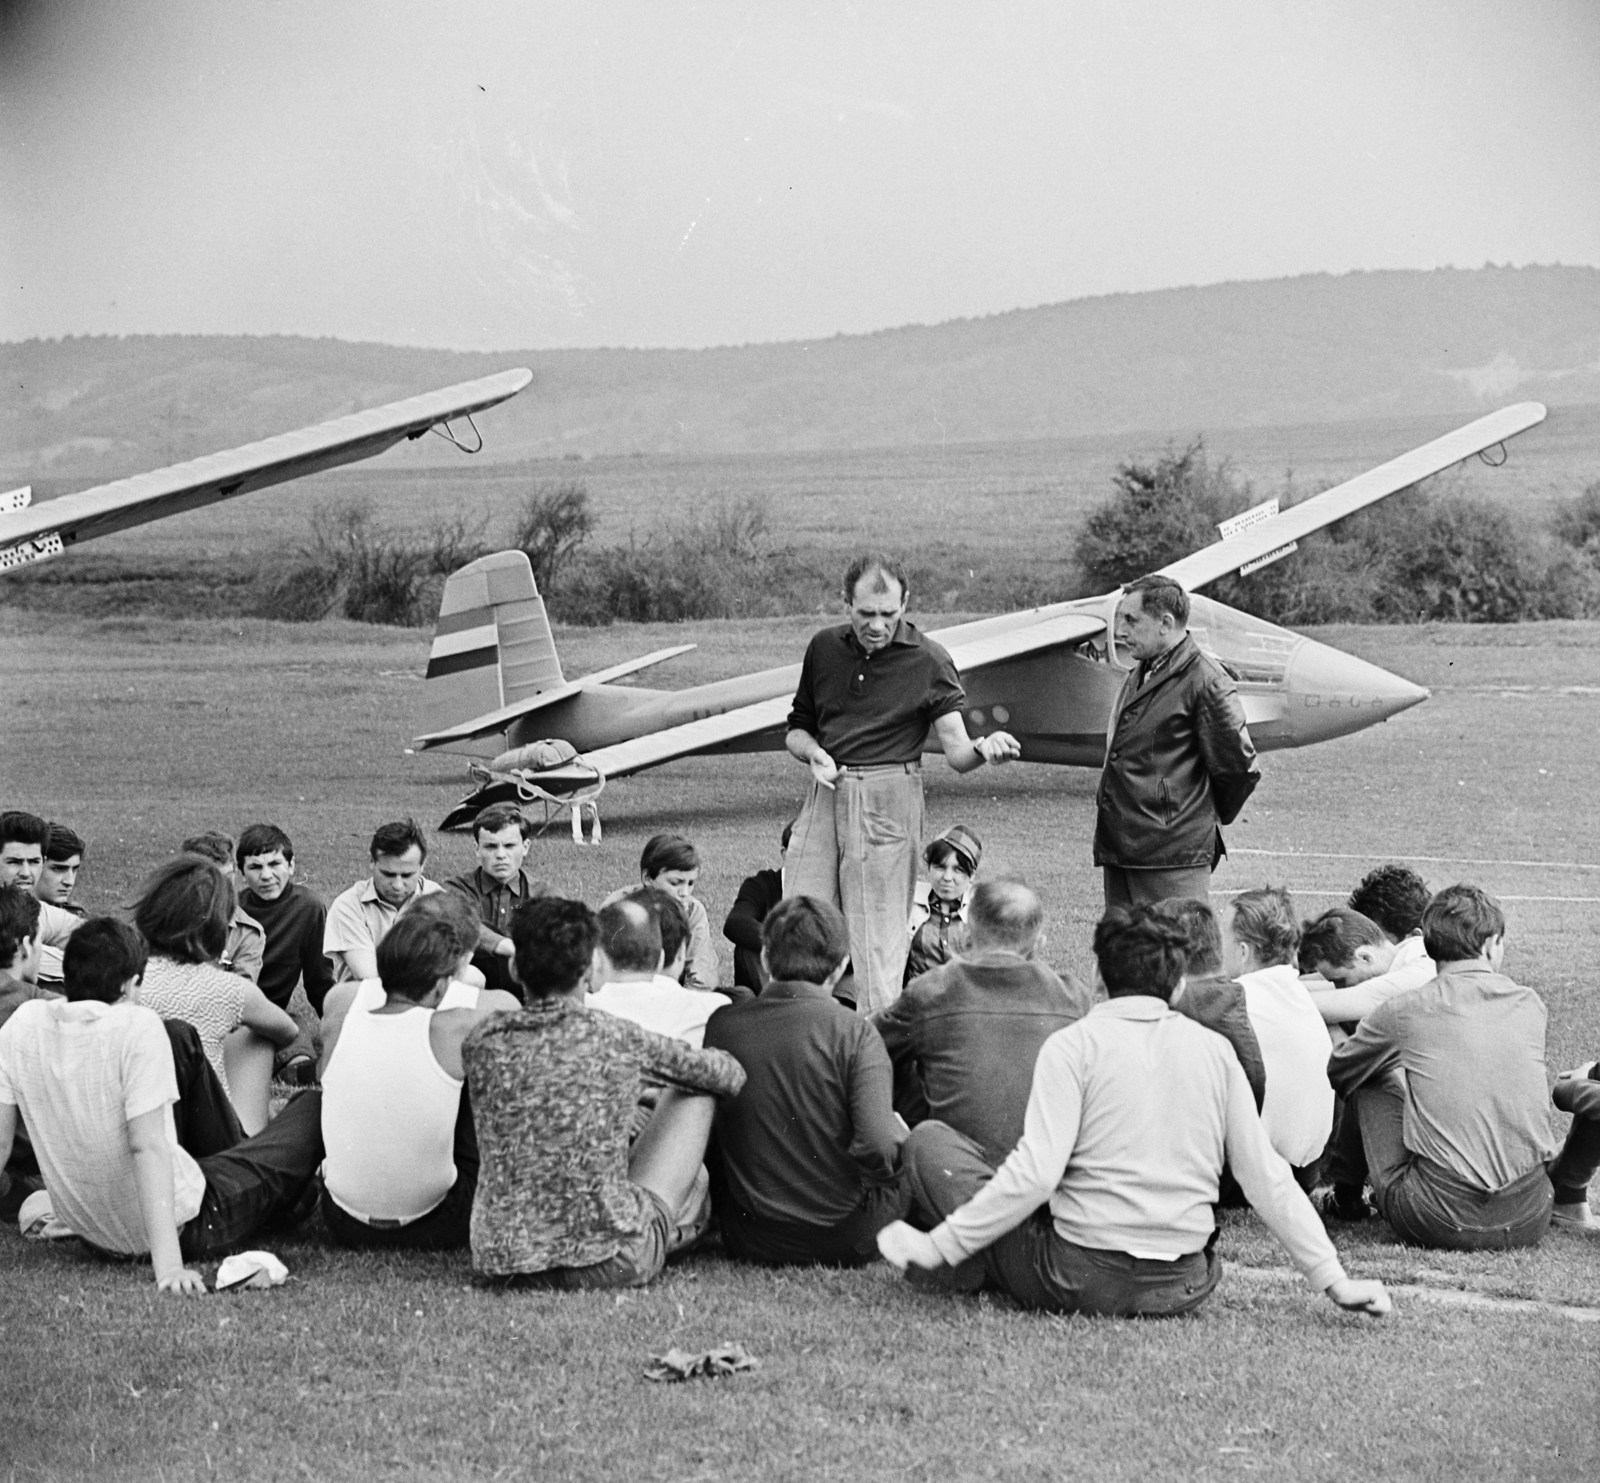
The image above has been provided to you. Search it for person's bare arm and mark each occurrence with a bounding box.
[126,1107,205,1294]
[317,981,360,1078]
[786,727,839,788]
[237,984,299,1047]
[431,992,521,1080]
[337,946,379,983]
[931,711,1021,774]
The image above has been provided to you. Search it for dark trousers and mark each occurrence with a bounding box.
[1550,1107,1600,1205]
[717,1179,911,1268]
[471,948,524,1004]
[1341,1084,1551,1250]
[903,1121,1220,1317]
[1102,866,1211,912]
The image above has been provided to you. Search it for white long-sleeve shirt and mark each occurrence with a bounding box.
[1308,934,1436,1026]
[1238,964,1336,1168]
[928,997,1346,1291]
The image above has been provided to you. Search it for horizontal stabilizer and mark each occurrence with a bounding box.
[1161,402,1547,593]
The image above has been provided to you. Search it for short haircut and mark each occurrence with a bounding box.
[181,831,235,867]
[1226,887,1300,968]
[1421,884,1505,965]
[762,895,849,984]
[1297,907,1386,974]
[1349,865,1430,942]
[0,885,42,965]
[511,897,598,999]
[472,802,528,842]
[376,911,464,1003]
[63,917,148,1005]
[370,818,428,863]
[597,897,662,973]
[43,823,85,862]
[640,832,698,878]
[1152,898,1223,978]
[0,811,48,851]
[132,856,235,964]
[405,890,483,960]
[1093,907,1189,1000]
[236,823,295,867]
[843,552,909,604]
[1123,573,1190,627]
[627,885,687,968]
[967,879,1043,952]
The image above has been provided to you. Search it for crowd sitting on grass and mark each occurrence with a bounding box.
[0,803,1597,1319]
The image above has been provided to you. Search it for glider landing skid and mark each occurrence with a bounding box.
[442,745,606,845]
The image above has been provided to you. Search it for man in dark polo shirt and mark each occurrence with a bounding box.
[443,803,550,1003]
[785,553,1020,1011]
[703,896,908,1266]
[874,879,1093,1168]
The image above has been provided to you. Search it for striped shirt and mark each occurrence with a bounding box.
[135,956,249,1099]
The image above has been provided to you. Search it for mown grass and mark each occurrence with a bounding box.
[1,609,1598,1480]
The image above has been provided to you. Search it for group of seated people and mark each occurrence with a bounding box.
[1,803,1596,1320]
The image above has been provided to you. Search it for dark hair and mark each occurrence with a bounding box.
[597,897,662,974]
[925,839,974,872]
[236,823,294,868]
[406,891,483,960]
[0,885,42,966]
[63,917,148,1005]
[472,802,528,842]
[0,811,48,851]
[43,823,86,863]
[1297,906,1386,974]
[1122,573,1190,627]
[377,912,464,1003]
[370,818,428,863]
[511,898,598,998]
[132,856,235,963]
[180,831,235,867]
[843,552,909,604]
[1092,906,1189,999]
[628,885,687,969]
[1226,887,1300,968]
[762,896,849,984]
[1421,884,1505,964]
[640,833,698,879]
[1151,898,1223,978]
[1349,865,1430,942]
[967,879,1043,952]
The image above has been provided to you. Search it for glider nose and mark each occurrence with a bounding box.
[1284,636,1429,746]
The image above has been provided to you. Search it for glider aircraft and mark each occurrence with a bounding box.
[413,402,1548,830]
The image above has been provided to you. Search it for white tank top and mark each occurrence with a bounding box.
[321,980,467,1223]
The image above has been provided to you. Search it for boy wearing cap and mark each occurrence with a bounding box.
[905,826,981,985]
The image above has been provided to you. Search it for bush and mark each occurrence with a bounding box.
[508,481,595,593]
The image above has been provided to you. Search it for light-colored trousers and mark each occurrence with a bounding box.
[785,763,923,1014]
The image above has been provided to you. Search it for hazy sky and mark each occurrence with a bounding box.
[4,0,1598,351]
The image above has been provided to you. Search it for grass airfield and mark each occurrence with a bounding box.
[2,608,1599,1480]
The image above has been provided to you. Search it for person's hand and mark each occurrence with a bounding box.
[809,748,840,790]
[156,1266,208,1296]
[1557,1060,1597,1082]
[876,1220,946,1272]
[496,938,516,958]
[1325,1277,1391,1315]
[977,731,1021,765]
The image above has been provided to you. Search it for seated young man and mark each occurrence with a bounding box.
[1151,898,1267,1112]
[180,832,266,984]
[319,909,518,1249]
[587,890,731,1048]
[0,886,56,1219]
[463,897,746,1287]
[0,812,80,981]
[903,825,982,985]
[638,833,720,991]
[1550,1059,1600,1234]
[1326,884,1556,1249]
[33,823,87,986]
[722,820,793,993]
[1299,904,1436,1030]
[1220,887,1334,1181]
[875,878,1092,1165]
[703,896,909,1266]
[442,802,550,1002]
[323,819,444,984]
[0,918,323,1291]
[876,907,1391,1320]
[1349,864,1432,948]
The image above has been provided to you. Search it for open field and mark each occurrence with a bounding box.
[2,611,1599,1480]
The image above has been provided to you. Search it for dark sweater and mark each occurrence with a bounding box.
[238,883,335,1014]
[722,869,782,991]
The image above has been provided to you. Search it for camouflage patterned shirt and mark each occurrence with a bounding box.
[463,996,746,1277]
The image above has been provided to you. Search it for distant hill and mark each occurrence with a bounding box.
[4,265,1599,482]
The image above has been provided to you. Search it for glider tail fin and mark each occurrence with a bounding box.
[419,551,564,749]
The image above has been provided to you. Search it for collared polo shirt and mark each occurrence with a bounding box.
[787,620,965,767]
[443,865,550,944]
[323,876,443,983]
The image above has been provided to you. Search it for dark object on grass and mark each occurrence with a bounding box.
[643,1342,760,1382]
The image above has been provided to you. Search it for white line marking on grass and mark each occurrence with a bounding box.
[1228,1264,1600,1322]
[1228,849,1600,871]
[1215,889,1600,903]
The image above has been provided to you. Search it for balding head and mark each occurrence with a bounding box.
[596,896,662,979]
[967,878,1045,958]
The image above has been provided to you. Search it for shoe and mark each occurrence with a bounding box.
[18,1190,76,1241]
[1551,1200,1599,1234]
[1311,1185,1373,1223]
[279,1054,317,1087]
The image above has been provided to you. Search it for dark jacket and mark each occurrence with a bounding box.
[1172,974,1267,1112]
[1093,634,1259,869]
[723,869,782,991]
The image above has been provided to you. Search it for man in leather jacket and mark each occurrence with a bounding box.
[1094,574,1259,909]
